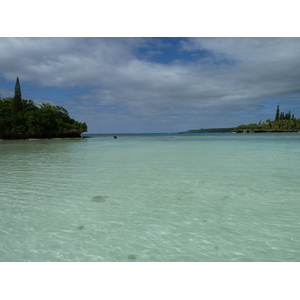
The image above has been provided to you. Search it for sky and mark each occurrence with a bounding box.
[1,1,299,297]
[1,37,300,133]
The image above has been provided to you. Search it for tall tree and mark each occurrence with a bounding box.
[13,77,23,112]
[275,105,280,121]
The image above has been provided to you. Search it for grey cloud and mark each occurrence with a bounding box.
[181,37,300,62]
[1,37,300,132]
[0,37,144,87]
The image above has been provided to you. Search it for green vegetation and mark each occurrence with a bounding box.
[179,106,300,134]
[0,77,87,139]
[178,128,235,134]
[232,105,300,133]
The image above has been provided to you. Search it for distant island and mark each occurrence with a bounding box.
[231,105,300,133]
[178,128,235,134]
[0,77,87,139]
[179,105,300,134]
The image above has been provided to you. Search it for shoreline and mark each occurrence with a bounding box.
[3,131,300,141]
[0,136,114,141]
[231,130,300,133]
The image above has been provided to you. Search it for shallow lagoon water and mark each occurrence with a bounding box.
[1,133,300,261]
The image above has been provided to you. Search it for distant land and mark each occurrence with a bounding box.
[178,128,235,134]
[180,105,300,134]
[231,105,300,133]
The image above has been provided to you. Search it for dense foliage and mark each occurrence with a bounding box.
[233,106,300,132]
[0,78,87,139]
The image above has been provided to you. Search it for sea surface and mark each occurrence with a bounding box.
[1,133,300,262]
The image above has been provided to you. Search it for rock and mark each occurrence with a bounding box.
[128,254,136,260]
[92,196,107,202]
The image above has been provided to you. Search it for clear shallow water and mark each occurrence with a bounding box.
[1,133,300,261]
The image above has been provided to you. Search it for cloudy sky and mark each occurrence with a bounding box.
[1,37,300,133]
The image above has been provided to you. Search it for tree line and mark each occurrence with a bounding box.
[0,77,87,139]
[233,105,300,132]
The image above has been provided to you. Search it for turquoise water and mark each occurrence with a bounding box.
[1,133,300,261]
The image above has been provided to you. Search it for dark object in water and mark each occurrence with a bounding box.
[114,136,117,139]
[92,196,107,202]
[77,225,85,230]
[128,254,136,260]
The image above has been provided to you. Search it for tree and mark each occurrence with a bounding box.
[233,104,300,132]
[280,112,285,120]
[12,77,23,112]
[275,105,280,121]
[0,77,88,139]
